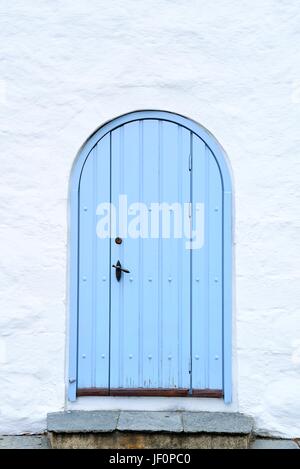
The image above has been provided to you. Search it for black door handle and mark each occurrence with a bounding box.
[112,260,130,281]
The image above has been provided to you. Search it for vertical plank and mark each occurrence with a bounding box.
[94,136,111,388]
[207,148,223,389]
[141,120,160,388]
[177,126,191,389]
[77,135,110,389]
[110,122,141,388]
[160,121,191,389]
[122,121,141,388]
[77,149,94,388]
[191,136,223,391]
[191,135,208,389]
[110,127,124,389]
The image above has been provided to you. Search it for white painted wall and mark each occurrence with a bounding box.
[0,0,300,437]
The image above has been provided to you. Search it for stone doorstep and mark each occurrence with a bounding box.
[0,435,49,449]
[250,438,299,450]
[47,410,254,435]
[47,411,254,449]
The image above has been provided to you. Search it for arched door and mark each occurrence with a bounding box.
[69,111,232,402]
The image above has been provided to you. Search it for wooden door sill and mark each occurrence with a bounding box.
[77,388,223,398]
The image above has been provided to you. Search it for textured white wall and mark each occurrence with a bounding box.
[0,0,300,437]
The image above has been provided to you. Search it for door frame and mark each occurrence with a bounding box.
[68,110,233,403]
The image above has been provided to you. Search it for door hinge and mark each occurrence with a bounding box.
[189,357,192,374]
[189,153,192,171]
[188,202,192,218]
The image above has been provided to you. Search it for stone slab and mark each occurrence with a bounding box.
[182,411,254,434]
[117,411,183,433]
[48,410,254,435]
[251,439,299,449]
[0,435,49,449]
[47,411,119,433]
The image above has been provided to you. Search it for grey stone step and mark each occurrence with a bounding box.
[251,438,299,449]
[48,410,119,433]
[0,435,49,449]
[47,410,254,449]
[48,410,253,434]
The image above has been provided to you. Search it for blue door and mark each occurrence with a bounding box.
[70,111,232,401]
[109,121,191,393]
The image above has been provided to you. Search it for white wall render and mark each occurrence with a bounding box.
[0,0,300,437]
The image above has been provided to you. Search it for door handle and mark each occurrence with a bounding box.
[112,260,130,281]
